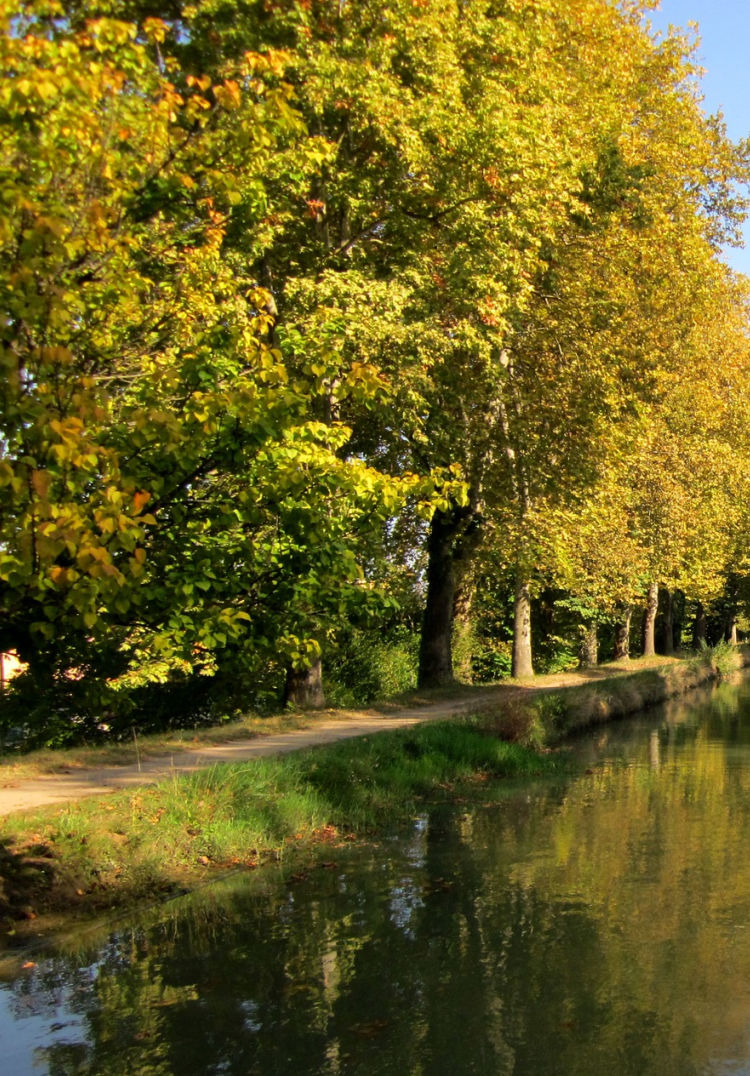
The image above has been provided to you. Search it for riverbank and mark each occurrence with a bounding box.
[0,722,564,938]
[0,646,744,937]
[507,642,749,744]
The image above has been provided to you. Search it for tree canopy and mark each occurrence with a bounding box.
[2,0,750,744]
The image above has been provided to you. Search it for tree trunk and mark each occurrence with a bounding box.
[578,623,598,668]
[452,577,475,684]
[418,510,459,688]
[512,574,534,678]
[728,617,739,645]
[284,657,325,709]
[692,601,707,650]
[642,581,659,658]
[658,587,674,656]
[418,505,482,689]
[613,607,631,660]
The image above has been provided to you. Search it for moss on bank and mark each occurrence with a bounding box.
[0,645,745,935]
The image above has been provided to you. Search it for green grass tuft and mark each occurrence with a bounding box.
[701,640,741,680]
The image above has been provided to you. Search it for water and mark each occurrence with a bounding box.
[5,679,750,1073]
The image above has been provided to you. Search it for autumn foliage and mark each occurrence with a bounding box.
[1,0,749,743]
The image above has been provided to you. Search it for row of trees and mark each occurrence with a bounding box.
[2,0,750,743]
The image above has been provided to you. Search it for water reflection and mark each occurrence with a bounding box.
[6,679,750,1072]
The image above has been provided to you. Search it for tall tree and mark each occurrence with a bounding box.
[486,11,749,675]
[0,2,431,732]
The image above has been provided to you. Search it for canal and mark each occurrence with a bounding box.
[4,675,750,1073]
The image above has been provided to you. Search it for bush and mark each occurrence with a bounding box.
[470,639,512,683]
[0,646,286,753]
[325,627,419,704]
[701,639,741,679]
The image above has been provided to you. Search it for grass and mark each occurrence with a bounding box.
[699,638,739,679]
[0,718,564,928]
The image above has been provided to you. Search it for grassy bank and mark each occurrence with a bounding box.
[0,720,563,931]
[0,645,744,935]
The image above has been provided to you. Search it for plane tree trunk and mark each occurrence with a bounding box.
[284,657,325,709]
[692,601,707,649]
[578,623,598,668]
[418,504,482,689]
[511,574,534,678]
[452,576,476,684]
[658,587,674,656]
[642,581,659,658]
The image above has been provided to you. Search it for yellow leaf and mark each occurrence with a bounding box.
[213,80,242,110]
[31,470,51,499]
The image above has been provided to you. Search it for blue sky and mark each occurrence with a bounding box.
[644,1,750,274]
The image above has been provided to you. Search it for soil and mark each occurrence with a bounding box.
[0,660,665,818]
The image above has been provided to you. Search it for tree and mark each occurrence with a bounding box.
[0,3,431,736]
[485,11,750,675]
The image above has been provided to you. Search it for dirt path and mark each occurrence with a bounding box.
[0,663,663,817]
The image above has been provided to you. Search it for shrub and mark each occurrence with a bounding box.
[325,627,419,704]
